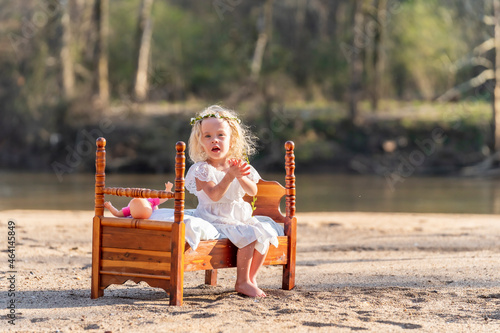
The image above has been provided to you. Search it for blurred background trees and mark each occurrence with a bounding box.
[0,0,496,173]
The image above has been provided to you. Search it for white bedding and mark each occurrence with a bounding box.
[149,208,284,250]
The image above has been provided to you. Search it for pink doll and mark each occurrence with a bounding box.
[104,182,173,219]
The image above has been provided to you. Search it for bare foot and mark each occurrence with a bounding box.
[235,282,266,297]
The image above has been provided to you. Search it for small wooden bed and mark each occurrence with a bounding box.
[91,137,296,305]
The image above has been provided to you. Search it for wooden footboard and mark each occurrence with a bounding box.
[92,138,186,305]
[99,218,176,291]
[92,138,296,305]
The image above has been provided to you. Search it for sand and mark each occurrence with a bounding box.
[1,209,500,332]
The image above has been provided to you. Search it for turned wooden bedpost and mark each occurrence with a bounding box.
[94,137,106,217]
[283,141,296,290]
[170,141,186,306]
[285,141,296,219]
[92,137,106,299]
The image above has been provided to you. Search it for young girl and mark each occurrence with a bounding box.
[186,105,278,298]
[105,182,173,219]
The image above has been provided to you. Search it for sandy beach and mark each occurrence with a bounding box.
[1,209,500,332]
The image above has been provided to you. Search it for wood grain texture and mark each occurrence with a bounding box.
[101,226,172,252]
[204,269,218,286]
[100,217,173,231]
[184,236,288,271]
[184,239,238,271]
[103,187,174,199]
[174,141,186,224]
[170,141,186,306]
[101,247,171,264]
[285,141,296,219]
[244,180,286,223]
[94,137,106,217]
[91,216,103,299]
[283,141,296,290]
[101,259,171,276]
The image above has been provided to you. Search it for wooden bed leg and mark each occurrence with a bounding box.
[205,269,218,286]
[283,217,296,290]
[170,222,185,305]
[170,141,186,306]
[92,138,106,299]
[91,216,103,298]
[283,141,296,290]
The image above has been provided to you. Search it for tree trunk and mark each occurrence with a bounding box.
[329,1,342,42]
[76,0,97,63]
[95,0,109,106]
[250,0,273,82]
[133,0,155,102]
[364,1,375,112]
[310,0,329,42]
[371,0,387,112]
[348,0,365,121]
[60,0,75,100]
[494,0,500,151]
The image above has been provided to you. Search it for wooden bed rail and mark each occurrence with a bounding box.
[94,137,185,213]
[102,187,175,199]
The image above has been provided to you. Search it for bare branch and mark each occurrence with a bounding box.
[473,38,494,55]
[437,69,494,102]
[484,15,495,25]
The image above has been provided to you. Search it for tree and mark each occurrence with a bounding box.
[60,0,75,100]
[494,0,500,151]
[95,0,109,106]
[436,1,499,150]
[348,0,366,121]
[371,0,387,111]
[133,0,155,101]
[250,0,273,82]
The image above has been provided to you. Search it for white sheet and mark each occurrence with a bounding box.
[149,208,284,250]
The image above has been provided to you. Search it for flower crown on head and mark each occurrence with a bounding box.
[190,113,241,125]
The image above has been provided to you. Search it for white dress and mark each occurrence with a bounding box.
[185,161,279,254]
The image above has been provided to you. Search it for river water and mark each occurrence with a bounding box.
[2,171,500,214]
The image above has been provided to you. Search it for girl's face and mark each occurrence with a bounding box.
[200,117,232,164]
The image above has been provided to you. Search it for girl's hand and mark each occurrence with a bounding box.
[228,159,258,196]
[228,159,251,179]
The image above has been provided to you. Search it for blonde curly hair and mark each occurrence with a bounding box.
[188,105,257,163]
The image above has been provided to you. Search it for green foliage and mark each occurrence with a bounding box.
[149,2,253,99]
[388,0,467,99]
[109,0,140,94]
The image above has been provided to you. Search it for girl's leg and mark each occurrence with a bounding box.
[249,248,267,289]
[235,242,265,297]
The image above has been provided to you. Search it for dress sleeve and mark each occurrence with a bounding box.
[185,162,217,194]
[247,164,261,183]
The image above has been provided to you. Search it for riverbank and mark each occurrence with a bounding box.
[1,210,500,332]
[3,101,493,175]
